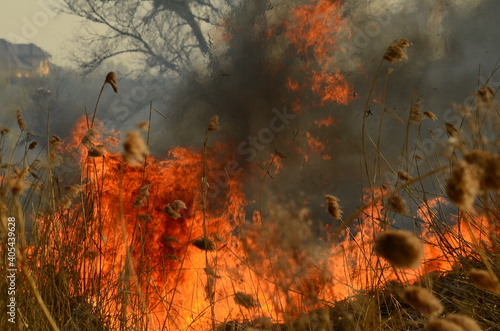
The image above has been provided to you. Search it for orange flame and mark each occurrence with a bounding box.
[284,0,354,105]
[306,131,331,160]
[314,115,336,128]
[34,117,498,330]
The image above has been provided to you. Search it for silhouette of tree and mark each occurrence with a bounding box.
[61,0,237,74]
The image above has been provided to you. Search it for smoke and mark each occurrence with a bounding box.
[144,0,500,227]
[4,0,495,225]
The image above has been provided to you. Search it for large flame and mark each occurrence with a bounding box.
[284,0,354,105]
[40,116,497,330]
[30,1,499,330]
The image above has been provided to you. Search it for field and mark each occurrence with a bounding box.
[1,1,500,330]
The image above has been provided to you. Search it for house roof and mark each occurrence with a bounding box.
[0,38,51,71]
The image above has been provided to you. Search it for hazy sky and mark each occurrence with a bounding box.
[0,0,84,66]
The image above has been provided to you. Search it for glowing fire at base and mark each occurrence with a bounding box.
[37,115,497,330]
[26,1,498,329]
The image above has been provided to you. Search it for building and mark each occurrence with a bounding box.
[0,38,51,81]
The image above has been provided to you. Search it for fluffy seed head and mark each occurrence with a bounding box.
[11,180,29,196]
[192,237,216,251]
[163,200,187,219]
[105,71,118,93]
[88,146,104,157]
[134,184,152,209]
[122,131,148,166]
[445,122,458,137]
[325,195,342,219]
[384,39,412,63]
[476,85,495,103]
[444,314,482,331]
[59,184,82,209]
[464,150,500,191]
[410,96,424,125]
[138,121,149,130]
[16,109,27,131]
[446,160,479,211]
[397,170,412,181]
[28,141,38,150]
[82,129,97,148]
[468,269,500,294]
[374,230,423,268]
[401,285,444,317]
[387,194,408,215]
[425,319,464,331]
[208,115,219,131]
[424,111,438,121]
[234,292,259,309]
[445,150,500,211]
[47,135,62,168]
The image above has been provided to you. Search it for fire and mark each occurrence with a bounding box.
[42,113,498,330]
[314,115,336,128]
[18,1,498,329]
[284,0,354,105]
[306,132,331,160]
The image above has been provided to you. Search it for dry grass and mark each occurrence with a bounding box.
[1,46,500,331]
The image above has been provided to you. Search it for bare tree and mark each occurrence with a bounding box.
[60,0,237,74]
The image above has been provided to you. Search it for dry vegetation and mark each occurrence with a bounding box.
[1,39,500,331]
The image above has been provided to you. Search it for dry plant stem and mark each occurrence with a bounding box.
[331,165,448,242]
[17,250,60,330]
[118,163,155,330]
[462,212,497,279]
[373,69,390,187]
[362,58,384,197]
[201,124,216,330]
[90,82,106,128]
[259,152,278,218]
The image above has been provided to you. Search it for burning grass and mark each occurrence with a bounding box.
[1,14,500,331]
[1,78,499,331]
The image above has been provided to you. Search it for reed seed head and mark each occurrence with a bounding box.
[445,150,500,211]
[426,319,465,331]
[445,122,458,137]
[208,115,219,131]
[163,199,187,219]
[476,85,495,103]
[468,268,500,294]
[424,111,438,121]
[47,135,62,168]
[325,194,342,219]
[410,96,424,125]
[374,230,423,268]
[28,141,38,150]
[122,131,148,166]
[401,285,444,317]
[446,160,479,211]
[138,121,149,130]
[192,237,216,251]
[16,109,27,131]
[134,184,152,209]
[397,170,412,181]
[463,150,500,191]
[11,180,29,196]
[444,314,482,331]
[234,292,259,309]
[59,184,82,209]
[387,194,408,215]
[82,129,97,148]
[88,146,104,157]
[384,39,412,63]
[105,71,118,93]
